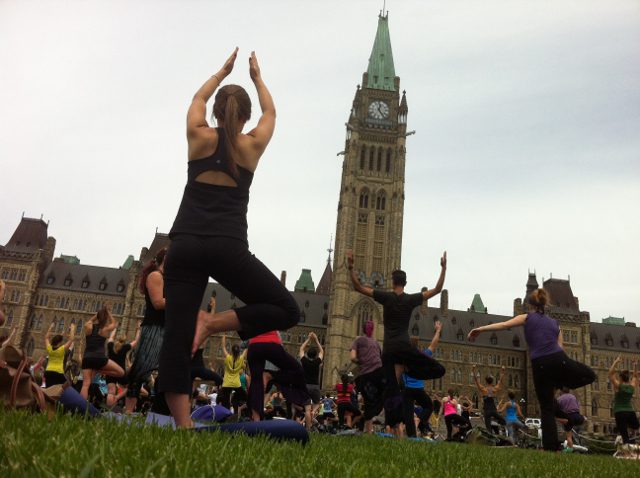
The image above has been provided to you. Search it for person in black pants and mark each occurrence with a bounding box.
[472,364,507,433]
[469,288,595,451]
[346,250,447,431]
[158,49,299,427]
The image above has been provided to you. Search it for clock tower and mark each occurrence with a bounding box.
[323,12,410,384]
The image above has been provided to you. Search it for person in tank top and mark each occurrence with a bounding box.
[468,288,595,451]
[105,322,140,407]
[80,306,124,399]
[157,49,300,428]
[608,355,639,444]
[44,322,76,387]
[472,364,507,433]
[498,391,526,441]
[442,389,472,441]
[125,248,167,413]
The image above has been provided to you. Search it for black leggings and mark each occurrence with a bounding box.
[403,387,434,437]
[445,413,471,440]
[531,351,595,451]
[247,342,308,420]
[483,409,506,431]
[158,235,300,396]
[615,411,640,444]
[355,367,385,421]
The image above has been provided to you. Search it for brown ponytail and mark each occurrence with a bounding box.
[213,85,252,178]
[527,288,548,313]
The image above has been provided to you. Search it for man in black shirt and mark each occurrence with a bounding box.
[299,331,324,415]
[346,250,447,428]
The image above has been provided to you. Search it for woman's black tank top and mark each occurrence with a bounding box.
[84,324,107,359]
[169,128,254,244]
[142,285,165,326]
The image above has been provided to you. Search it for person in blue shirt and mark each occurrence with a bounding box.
[402,320,442,437]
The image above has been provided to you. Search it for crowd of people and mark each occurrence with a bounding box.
[1,49,638,453]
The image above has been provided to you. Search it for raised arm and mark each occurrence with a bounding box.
[468,314,527,341]
[222,335,230,358]
[608,355,621,390]
[428,320,442,353]
[63,323,76,349]
[108,326,117,343]
[299,335,312,359]
[346,250,373,297]
[146,271,166,310]
[311,332,324,360]
[422,252,447,300]
[494,366,506,393]
[104,312,118,334]
[472,364,487,395]
[45,322,54,349]
[187,48,238,142]
[130,322,142,349]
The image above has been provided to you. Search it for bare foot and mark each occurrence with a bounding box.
[192,311,215,355]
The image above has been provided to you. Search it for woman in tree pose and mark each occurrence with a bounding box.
[468,288,595,451]
[158,48,299,427]
[44,322,76,387]
[80,306,124,400]
[126,248,167,413]
[472,364,507,433]
[106,322,140,407]
[608,356,639,444]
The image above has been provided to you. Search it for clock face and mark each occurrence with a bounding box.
[368,100,390,119]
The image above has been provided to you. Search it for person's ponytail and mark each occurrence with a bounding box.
[222,95,240,179]
[527,288,548,313]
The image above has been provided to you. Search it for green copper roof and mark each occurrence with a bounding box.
[294,269,315,293]
[366,14,396,91]
[469,294,487,313]
[122,255,134,270]
[602,316,625,326]
[59,254,80,265]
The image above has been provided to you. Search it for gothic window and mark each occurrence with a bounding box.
[356,301,374,336]
[358,213,368,224]
[64,274,73,287]
[375,215,385,226]
[376,147,382,171]
[57,318,65,333]
[385,149,392,173]
[368,149,374,170]
[81,277,90,289]
[360,146,366,170]
[29,315,37,330]
[591,399,598,416]
[456,328,464,341]
[26,337,35,358]
[6,310,13,327]
[375,192,386,211]
[99,278,108,291]
[490,333,498,345]
[359,190,369,209]
[116,281,126,293]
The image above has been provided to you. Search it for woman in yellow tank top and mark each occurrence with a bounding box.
[44,322,76,387]
[219,335,247,412]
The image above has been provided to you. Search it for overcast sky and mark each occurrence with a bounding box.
[1,0,638,323]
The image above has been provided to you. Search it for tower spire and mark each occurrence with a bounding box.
[366,13,396,91]
[327,234,333,264]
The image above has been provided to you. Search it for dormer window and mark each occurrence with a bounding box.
[46,274,55,285]
[490,333,498,345]
[621,336,629,349]
[63,274,73,287]
[81,279,90,289]
[605,334,613,347]
[590,334,598,346]
[513,335,521,348]
[99,278,108,291]
[116,280,125,293]
[469,319,475,328]
[456,329,464,341]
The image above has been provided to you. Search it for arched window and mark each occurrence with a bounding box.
[57,318,65,333]
[359,190,369,209]
[356,301,375,336]
[376,147,382,171]
[368,149,374,170]
[385,149,392,173]
[375,191,386,210]
[591,399,598,416]
[360,146,366,170]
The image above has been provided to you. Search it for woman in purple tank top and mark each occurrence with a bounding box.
[468,289,595,451]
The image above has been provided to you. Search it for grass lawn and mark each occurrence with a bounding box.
[0,410,635,478]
